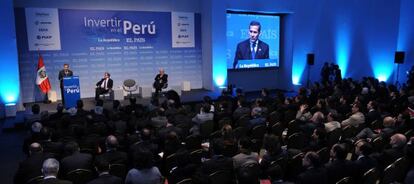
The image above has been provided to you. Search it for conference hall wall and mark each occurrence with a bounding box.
[14,0,203,103]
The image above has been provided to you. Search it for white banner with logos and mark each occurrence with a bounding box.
[25,8,61,51]
[171,12,195,48]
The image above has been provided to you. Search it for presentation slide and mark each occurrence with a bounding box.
[226,11,280,69]
[14,8,202,102]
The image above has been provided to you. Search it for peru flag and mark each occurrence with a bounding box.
[36,53,51,93]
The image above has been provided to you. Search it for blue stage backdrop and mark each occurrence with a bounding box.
[15,8,202,103]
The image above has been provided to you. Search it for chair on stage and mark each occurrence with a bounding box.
[123,79,137,98]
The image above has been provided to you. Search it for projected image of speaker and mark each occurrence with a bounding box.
[307,53,315,65]
[395,51,405,64]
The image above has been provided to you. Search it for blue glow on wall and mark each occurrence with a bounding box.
[369,53,394,82]
[291,54,306,85]
[335,24,350,78]
[0,0,20,104]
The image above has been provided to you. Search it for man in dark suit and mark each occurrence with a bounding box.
[95,72,113,101]
[297,151,328,184]
[60,142,94,177]
[14,142,53,184]
[97,135,128,166]
[233,21,269,69]
[58,64,73,105]
[153,68,168,95]
[41,158,73,184]
[325,144,355,184]
[352,140,377,180]
[87,157,122,184]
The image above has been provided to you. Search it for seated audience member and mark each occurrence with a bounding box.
[42,158,72,184]
[259,134,287,171]
[97,135,128,166]
[195,139,234,183]
[190,104,214,135]
[377,133,407,168]
[404,137,414,184]
[296,104,312,122]
[341,103,365,128]
[14,143,53,184]
[60,142,94,176]
[325,144,355,184]
[87,157,122,184]
[365,100,381,125]
[167,149,198,184]
[233,98,251,121]
[304,128,328,152]
[151,108,168,129]
[354,116,396,140]
[95,72,113,101]
[248,107,266,129]
[125,147,163,184]
[153,68,168,95]
[324,112,341,133]
[352,140,377,180]
[297,152,327,184]
[22,122,43,156]
[232,137,259,170]
[25,104,41,127]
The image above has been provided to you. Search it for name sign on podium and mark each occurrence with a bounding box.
[236,59,278,69]
[63,76,81,109]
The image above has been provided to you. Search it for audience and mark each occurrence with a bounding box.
[13,66,414,183]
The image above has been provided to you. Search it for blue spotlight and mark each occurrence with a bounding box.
[369,53,393,82]
[335,23,350,78]
[291,54,306,85]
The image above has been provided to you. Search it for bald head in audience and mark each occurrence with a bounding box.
[390,133,407,148]
[29,142,43,155]
[42,158,60,177]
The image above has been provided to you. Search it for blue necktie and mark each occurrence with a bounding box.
[251,42,256,59]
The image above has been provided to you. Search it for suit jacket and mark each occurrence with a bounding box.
[233,39,269,69]
[325,160,355,184]
[153,74,168,88]
[353,155,377,180]
[60,152,93,176]
[42,177,73,184]
[58,70,74,87]
[86,173,122,184]
[96,78,113,90]
[97,150,128,165]
[296,167,328,184]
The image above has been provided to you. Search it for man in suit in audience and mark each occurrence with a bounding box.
[87,157,122,184]
[352,140,377,180]
[97,135,128,166]
[196,139,234,183]
[233,21,269,69]
[95,72,113,101]
[365,100,381,125]
[42,158,73,184]
[58,64,73,106]
[325,144,355,184]
[60,142,94,177]
[377,133,407,168]
[297,151,328,184]
[14,143,53,184]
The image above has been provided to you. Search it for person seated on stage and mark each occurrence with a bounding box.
[95,72,113,101]
[153,68,168,95]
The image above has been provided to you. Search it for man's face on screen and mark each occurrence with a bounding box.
[249,25,260,42]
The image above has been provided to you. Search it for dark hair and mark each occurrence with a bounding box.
[64,141,79,155]
[239,137,252,150]
[31,104,40,114]
[249,21,261,32]
[211,138,225,155]
[134,147,154,169]
[94,156,110,172]
[359,141,373,156]
[76,100,84,109]
[332,144,347,160]
[202,103,211,113]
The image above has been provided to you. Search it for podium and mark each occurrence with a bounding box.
[63,76,81,109]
